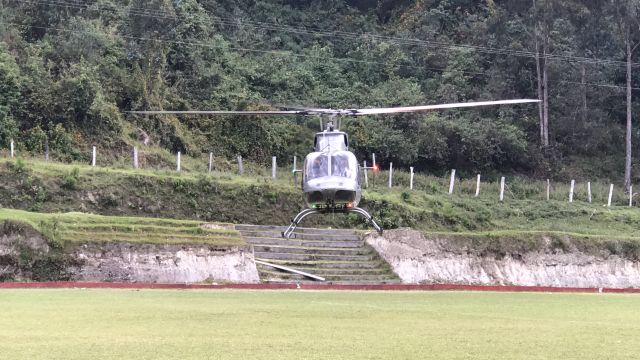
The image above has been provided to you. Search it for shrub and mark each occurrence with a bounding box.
[39,218,62,248]
[9,157,27,175]
[61,167,80,190]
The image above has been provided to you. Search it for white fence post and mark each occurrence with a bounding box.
[448,169,456,195]
[176,151,181,172]
[546,179,550,201]
[410,167,414,190]
[607,184,614,207]
[293,156,298,186]
[44,140,49,161]
[208,152,213,173]
[132,146,139,169]
[363,160,368,188]
[388,162,393,188]
[500,176,506,202]
[475,174,481,197]
[272,156,277,179]
[587,182,592,203]
[91,146,96,167]
[630,186,634,208]
[237,155,244,175]
[10,140,14,158]
[569,180,575,203]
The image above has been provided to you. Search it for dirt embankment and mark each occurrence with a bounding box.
[366,229,640,288]
[69,243,259,283]
[0,221,259,283]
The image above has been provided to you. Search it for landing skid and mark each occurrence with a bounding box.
[282,207,383,239]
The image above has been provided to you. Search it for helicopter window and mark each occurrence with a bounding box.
[331,154,356,179]
[306,154,329,180]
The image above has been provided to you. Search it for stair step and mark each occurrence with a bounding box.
[256,264,390,276]
[239,230,361,241]
[258,269,399,282]
[254,259,388,269]
[236,224,358,235]
[252,245,373,256]
[262,280,403,285]
[254,252,377,262]
[245,236,364,248]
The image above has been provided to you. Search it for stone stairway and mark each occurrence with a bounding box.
[236,224,400,284]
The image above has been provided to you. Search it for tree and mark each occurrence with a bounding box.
[532,0,551,147]
[610,0,640,190]
[0,45,21,147]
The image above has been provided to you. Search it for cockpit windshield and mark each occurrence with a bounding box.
[306,154,329,179]
[331,153,354,179]
[306,152,357,180]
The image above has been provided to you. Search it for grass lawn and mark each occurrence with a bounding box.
[0,289,638,359]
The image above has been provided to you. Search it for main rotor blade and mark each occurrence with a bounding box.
[351,99,540,115]
[127,110,307,115]
[127,99,539,117]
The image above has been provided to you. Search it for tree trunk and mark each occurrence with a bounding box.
[533,0,545,146]
[581,64,587,123]
[535,33,545,145]
[542,30,550,147]
[625,30,633,191]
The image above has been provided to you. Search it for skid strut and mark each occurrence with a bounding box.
[282,207,383,238]
[346,207,383,235]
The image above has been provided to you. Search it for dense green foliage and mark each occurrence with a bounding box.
[2,289,640,359]
[0,0,638,180]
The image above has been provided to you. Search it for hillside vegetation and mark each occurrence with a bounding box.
[0,0,638,181]
[2,158,640,241]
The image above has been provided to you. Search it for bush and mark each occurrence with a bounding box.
[9,157,28,175]
[61,167,80,190]
[39,218,62,248]
[31,256,72,281]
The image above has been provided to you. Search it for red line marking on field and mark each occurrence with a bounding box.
[1,282,640,293]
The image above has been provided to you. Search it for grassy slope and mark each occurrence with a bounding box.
[1,289,639,359]
[0,209,244,247]
[0,157,639,241]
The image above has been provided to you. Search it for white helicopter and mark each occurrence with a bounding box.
[131,99,538,238]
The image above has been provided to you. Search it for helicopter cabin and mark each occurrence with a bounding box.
[302,150,361,209]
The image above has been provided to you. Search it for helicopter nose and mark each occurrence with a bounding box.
[322,189,356,203]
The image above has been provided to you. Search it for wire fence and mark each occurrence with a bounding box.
[1,140,637,207]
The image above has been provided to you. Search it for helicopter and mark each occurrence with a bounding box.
[130,99,539,238]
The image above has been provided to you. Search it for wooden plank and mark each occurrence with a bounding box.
[255,259,325,281]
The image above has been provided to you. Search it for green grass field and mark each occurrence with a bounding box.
[0,289,639,359]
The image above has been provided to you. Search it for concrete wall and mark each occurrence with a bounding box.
[366,229,640,288]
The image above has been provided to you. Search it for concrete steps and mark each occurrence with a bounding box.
[237,225,400,284]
